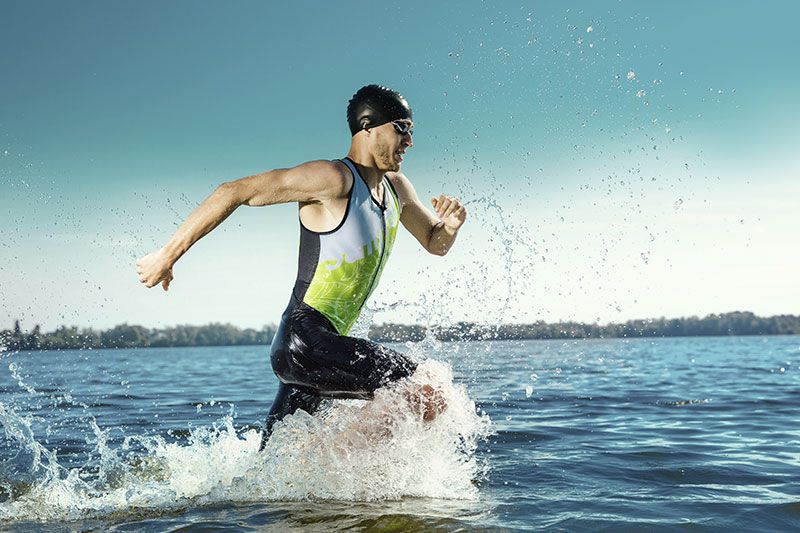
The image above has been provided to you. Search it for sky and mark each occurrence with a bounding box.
[1,0,798,332]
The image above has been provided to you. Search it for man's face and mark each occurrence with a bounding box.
[371,119,413,172]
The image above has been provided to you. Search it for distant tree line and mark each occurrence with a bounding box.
[1,311,797,352]
[369,311,800,341]
[0,320,276,351]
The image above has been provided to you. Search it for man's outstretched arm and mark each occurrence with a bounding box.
[386,172,467,256]
[136,160,349,290]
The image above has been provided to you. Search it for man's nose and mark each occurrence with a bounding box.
[403,133,413,148]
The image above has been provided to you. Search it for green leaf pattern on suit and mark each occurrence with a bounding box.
[304,214,399,335]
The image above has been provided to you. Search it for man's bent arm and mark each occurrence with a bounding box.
[136,160,349,290]
[387,173,467,256]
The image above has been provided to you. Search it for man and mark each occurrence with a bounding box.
[136,85,466,449]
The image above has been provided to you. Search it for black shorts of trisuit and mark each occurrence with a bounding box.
[259,302,417,450]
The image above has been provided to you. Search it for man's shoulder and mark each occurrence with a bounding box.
[385,171,415,194]
[384,172,418,208]
[293,159,352,198]
[385,171,412,187]
[298,159,350,179]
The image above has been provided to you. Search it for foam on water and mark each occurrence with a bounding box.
[0,359,491,522]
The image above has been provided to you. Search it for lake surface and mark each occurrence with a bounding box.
[1,336,798,531]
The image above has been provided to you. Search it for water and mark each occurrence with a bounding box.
[1,336,798,531]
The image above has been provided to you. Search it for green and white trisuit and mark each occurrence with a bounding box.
[260,157,416,448]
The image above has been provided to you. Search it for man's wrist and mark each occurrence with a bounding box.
[441,222,459,234]
[160,244,181,267]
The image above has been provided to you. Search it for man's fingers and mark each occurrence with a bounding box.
[443,200,461,219]
[137,270,171,291]
[436,196,452,217]
[432,195,466,223]
[431,196,445,217]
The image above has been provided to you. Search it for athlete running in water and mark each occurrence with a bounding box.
[136,85,466,449]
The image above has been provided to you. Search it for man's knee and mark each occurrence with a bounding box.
[407,383,448,422]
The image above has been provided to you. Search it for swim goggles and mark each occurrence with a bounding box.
[391,120,413,136]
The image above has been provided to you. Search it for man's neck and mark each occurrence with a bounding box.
[345,149,384,187]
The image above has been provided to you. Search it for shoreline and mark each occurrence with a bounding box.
[3,311,798,352]
[4,331,798,354]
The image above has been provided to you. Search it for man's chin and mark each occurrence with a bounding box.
[380,162,400,172]
[377,154,401,172]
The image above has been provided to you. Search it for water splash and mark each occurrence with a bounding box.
[0,360,491,523]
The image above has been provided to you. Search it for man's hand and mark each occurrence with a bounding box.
[136,249,175,291]
[431,194,467,231]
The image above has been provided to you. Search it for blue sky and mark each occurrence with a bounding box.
[1,1,798,331]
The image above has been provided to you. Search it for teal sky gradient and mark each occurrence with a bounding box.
[2,1,798,331]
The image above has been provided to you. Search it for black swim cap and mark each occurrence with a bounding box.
[347,85,413,136]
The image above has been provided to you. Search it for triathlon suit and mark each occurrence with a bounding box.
[260,158,417,449]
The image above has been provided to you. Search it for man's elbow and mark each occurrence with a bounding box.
[217,180,250,206]
[426,239,450,256]
[216,181,236,196]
